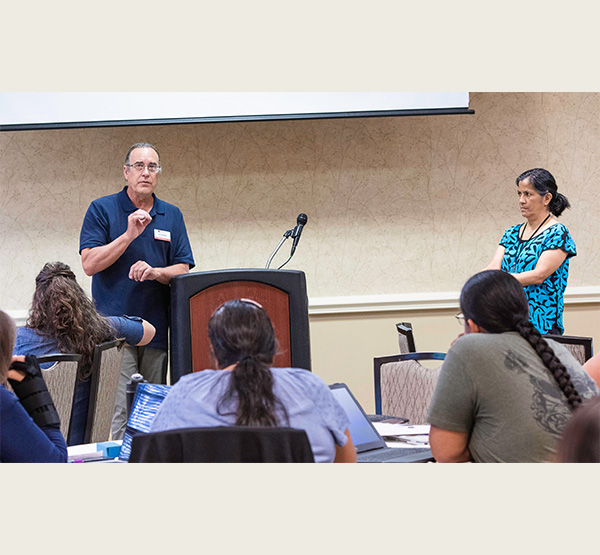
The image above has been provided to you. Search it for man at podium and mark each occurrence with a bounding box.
[79,142,195,438]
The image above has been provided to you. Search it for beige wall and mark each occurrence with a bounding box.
[1,92,598,409]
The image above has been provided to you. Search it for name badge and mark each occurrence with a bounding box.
[154,229,171,242]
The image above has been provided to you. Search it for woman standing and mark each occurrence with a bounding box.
[485,168,576,334]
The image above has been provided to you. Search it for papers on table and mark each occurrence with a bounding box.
[373,423,431,449]
[68,441,123,462]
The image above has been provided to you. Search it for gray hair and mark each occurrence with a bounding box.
[124,142,160,166]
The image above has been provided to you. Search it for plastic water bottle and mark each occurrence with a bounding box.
[126,373,146,418]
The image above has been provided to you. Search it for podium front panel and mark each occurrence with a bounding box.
[189,281,291,372]
[170,269,311,383]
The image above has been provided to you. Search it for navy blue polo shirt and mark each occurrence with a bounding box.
[79,187,195,351]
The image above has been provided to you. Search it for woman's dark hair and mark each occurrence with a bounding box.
[209,299,287,427]
[516,168,570,217]
[0,309,16,386]
[556,396,600,462]
[27,262,115,378]
[460,270,583,410]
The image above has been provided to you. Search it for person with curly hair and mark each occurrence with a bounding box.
[427,270,599,463]
[484,168,576,334]
[14,262,155,445]
[151,299,356,463]
[1,309,67,462]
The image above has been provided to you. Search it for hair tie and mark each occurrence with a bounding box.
[238,354,254,364]
[37,271,75,286]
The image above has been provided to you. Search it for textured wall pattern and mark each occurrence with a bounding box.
[1,93,598,310]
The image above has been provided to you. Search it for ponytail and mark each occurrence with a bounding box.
[549,192,570,217]
[227,356,279,426]
[211,299,288,426]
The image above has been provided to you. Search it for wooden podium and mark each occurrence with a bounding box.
[170,269,311,383]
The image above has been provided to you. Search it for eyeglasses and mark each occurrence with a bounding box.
[126,162,162,173]
[455,312,465,325]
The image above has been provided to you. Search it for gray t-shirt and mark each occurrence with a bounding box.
[427,332,600,463]
[151,367,349,463]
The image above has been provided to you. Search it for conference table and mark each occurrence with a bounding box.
[66,423,431,463]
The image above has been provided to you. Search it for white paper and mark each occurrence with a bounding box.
[373,423,430,436]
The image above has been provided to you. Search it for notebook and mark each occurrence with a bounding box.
[329,383,434,463]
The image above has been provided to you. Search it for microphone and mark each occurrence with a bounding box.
[290,213,308,256]
[265,213,308,270]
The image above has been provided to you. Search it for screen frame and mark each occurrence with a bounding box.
[329,382,386,453]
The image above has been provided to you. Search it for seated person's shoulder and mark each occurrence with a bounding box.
[449,332,497,353]
[0,385,20,410]
[271,367,329,393]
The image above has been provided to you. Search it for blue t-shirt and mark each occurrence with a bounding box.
[0,386,68,463]
[500,223,576,334]
[150,367,350,463]
[14,316,145,365]
[79,187,195,351]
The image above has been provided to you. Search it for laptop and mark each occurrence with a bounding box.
[329,383,434,463]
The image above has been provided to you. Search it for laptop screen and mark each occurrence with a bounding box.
[329,383,386,453]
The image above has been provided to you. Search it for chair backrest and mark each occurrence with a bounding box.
[35,354,82,441]
[543,334,593,365]
[84,338,126,444]
[374,352,446,425]
[396,322,417,353]
[129,426,315,463]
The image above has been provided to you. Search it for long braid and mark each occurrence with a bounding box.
[515,319,583,410]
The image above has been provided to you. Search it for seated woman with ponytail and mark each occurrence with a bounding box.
[427,270,599,463]
[0,309,67,462]
[151,299,356,463]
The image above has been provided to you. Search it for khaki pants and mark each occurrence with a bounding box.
[110,345,168,440]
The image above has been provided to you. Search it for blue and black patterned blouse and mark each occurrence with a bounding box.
[500,223,576,335]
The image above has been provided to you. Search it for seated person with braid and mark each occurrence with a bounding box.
[427,270,600,463]
[14,262,155,446]
[0,309,67,462]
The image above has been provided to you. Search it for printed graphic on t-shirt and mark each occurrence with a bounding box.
[503,349,569,434]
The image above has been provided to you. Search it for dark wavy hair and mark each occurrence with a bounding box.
[516,168,571,217]
[0,309,16,386]
[210,299,287,427]
[557,396,600,462]
[27,262,115,379]
[460,270,583,410]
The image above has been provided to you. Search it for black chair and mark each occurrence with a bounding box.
[128,426,315,463]
[396,322,417,353]
[374,352,446,424]
[543,334,593,365]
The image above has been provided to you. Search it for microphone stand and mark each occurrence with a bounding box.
[265,229,294,269]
